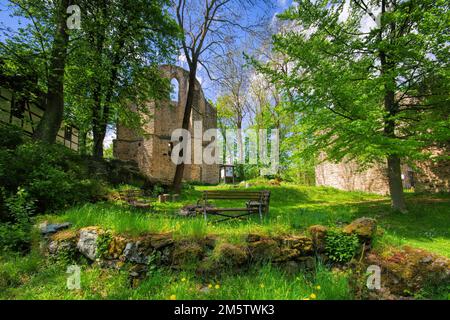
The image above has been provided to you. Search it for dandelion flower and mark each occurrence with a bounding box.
[169,294,176,300]
[302,298,310,300]
[260,284,265,288]
[215,284,220,289]
[208,284,213,288]
[310,293,317,299]
[316,285,321,290]
[181,278,186,282]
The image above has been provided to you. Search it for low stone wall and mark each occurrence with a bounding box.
[39,217,450,298]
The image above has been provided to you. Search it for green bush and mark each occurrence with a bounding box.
[0,188,35,252]
[0,124,24,150]
[1,141,101,213]
[325,230,360,263]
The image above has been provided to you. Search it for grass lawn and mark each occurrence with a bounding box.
[1,183,449,300]
[44,183,450,257]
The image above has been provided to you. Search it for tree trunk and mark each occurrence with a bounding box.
[33,0,70,143]
[78,130,88,155]
[378,2,407,213]
[387,155,407,212]
[236,119,244,181]
[172,64,197,193]
[92,83,104,159]
[93,126,106,158]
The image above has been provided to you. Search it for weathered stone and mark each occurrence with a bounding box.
[108,236,128,259]
[365,246,450,297]
[123,240,153,265]
[114,65,219,185]
[39,222,71,235]
[248,239,280,261]
[47,229,78,256]
[343,217,377,240]
[77,227,101,260]
[48,239,75,255]
[280,235,313,255]
[275,248,301,262]
[308,225,328,252]
[150,233,174,250]
[172,241,205,266]
[214,243,248,266]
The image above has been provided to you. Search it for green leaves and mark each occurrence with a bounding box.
[325,230,360,263]
[255,0,449,167]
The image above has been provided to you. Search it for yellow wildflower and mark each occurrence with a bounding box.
[260,284,265,288]
[208,284,213,288]
[310,293,317,299]
[181,278,186,282]
[316,285,321,290]
[169,294,176,300]
[215,284,220,289]
[302,298,310,300]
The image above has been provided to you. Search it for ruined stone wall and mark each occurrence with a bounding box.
[315,149,449,195]
[413,147,449,193]
[114,65,219,185]
[315,156,390,195]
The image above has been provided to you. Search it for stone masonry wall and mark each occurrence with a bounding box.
[113,65,219,185]
[315,156,390,195]
[316,149,449,195]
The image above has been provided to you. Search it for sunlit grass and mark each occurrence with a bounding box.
[1,257,353,300]
[42,183,450,257]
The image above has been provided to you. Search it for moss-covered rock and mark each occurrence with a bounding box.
[172,241,205,267]
[149,233,174,250]
[76,227,107,260]
[108,235,128,259]
[343,217,377,241]
[248,239,280,261]
[48,230,78,256]
[280,235,313,255]
[308,225,328,253]
[365,246,450,297]
[214,242,248,266]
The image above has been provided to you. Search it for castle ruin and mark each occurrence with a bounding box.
[113,65,219,185]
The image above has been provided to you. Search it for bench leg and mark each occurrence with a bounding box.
[203,199,207,222]
[258,205,263,223]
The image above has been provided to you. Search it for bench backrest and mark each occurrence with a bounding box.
[202,190,270,203]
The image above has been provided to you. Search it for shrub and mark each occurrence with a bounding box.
[0,124,24,150]
[1,141,102,213]
[0,188,35,252]
[325,229,360,263]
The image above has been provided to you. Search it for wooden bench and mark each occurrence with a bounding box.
[196,190,270,223]
[118,189,154,210]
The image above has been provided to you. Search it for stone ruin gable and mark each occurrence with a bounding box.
[113,65,219,185]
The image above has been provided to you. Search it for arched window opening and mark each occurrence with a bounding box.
[170,78,179,103]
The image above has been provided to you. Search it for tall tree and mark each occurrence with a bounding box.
[66,0,179,158]
[256,0,449,212]
[171,0,271,192]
